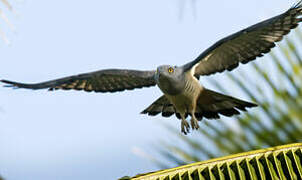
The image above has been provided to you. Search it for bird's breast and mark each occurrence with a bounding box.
[164,73,203,114]
[156,76,184,95]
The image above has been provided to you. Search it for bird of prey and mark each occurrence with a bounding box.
[2,2,302,134]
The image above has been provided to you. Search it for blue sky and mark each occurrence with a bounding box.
[0,0,296,180]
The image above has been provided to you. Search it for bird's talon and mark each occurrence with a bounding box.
[181,127,187,135]
[190,118,199,130]
[181,120,190,135]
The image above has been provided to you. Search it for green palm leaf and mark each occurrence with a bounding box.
[127,143,302,180]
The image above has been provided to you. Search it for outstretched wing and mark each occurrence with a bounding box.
[183,1,302,76]
[1,69,156,93]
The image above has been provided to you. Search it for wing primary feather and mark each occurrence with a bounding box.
[183,1,302,76]
[1,69,156,93]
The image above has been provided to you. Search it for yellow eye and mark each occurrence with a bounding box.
[168,67,174,73]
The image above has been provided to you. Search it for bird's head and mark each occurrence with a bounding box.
[154,65,185,95]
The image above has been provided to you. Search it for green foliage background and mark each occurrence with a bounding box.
[150,30,302,169]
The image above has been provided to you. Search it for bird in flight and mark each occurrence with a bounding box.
[2,2,302,134]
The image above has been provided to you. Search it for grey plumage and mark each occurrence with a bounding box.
[2,2,302,134]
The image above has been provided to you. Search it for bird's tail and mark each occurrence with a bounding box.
[194,88,257,120]
[141,89,256,120]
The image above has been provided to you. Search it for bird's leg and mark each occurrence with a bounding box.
[180,114,190,135]
[190,102,199,130]
[190,112,199,130]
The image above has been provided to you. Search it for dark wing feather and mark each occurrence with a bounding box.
[141,95,177,118]
[141,95,189,119]
[1,69,156,93]
[196,89,257,120]
[183,1,302,76]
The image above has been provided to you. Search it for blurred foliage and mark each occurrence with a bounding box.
[177,0,197,20]
[150,29,302,169]
[130,143,302,179]
[0,0,16,44]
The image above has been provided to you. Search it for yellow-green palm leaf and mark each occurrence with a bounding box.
[126,143,302,180]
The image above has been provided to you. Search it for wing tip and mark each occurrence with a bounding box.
[140,110,147,114]
[293,0,302,9]
[1,79,13,84]
[1,79,20,89]
[1,79,41,90]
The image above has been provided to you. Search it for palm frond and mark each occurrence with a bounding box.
[128,143,302,179]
